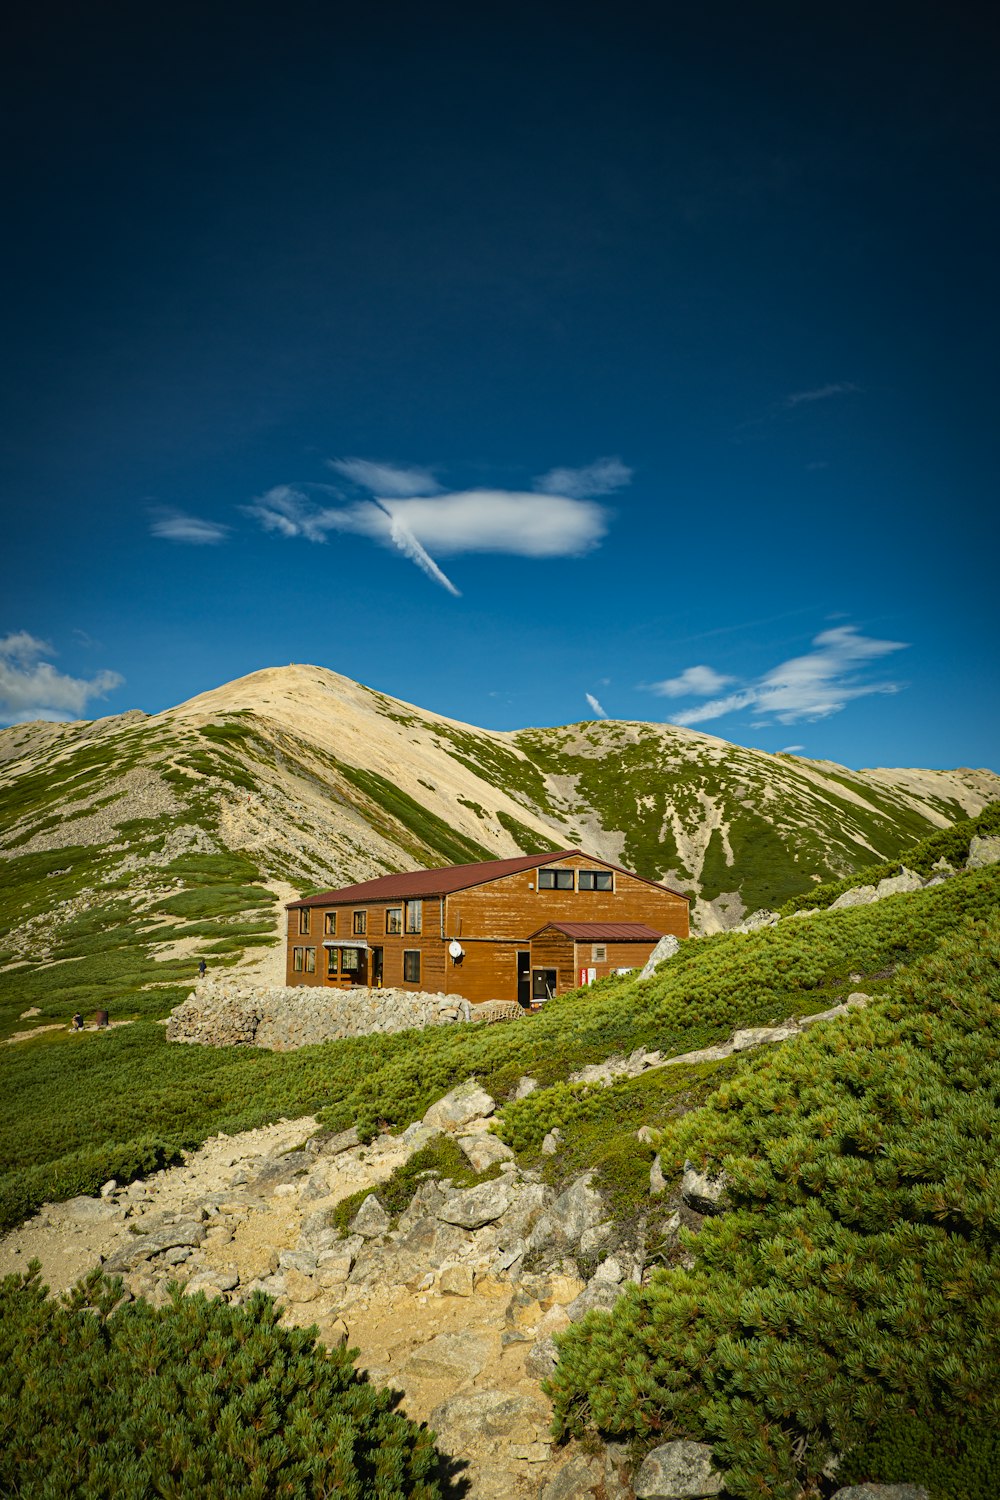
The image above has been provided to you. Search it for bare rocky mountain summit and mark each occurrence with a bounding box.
[2,662,997,947]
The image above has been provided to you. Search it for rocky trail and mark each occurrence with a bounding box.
[0,1090,635,1500]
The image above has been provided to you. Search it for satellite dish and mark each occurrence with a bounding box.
[448,939,464,959]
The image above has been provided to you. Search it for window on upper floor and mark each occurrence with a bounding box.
[538,868,575,890]
[405,899,422,934]
[353,910,367,935]
[385,907,403,935]
[324,912,337,935]
[578,870,613,891]
[298,908,311,934]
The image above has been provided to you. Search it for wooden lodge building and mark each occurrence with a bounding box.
[285,850,689,1006]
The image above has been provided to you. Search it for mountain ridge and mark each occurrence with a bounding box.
[2,664,997,947]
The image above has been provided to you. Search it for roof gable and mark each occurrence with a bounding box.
[287,849,690,909]
[530,920,664,942]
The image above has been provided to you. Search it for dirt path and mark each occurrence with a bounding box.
[0,1115,616,1500]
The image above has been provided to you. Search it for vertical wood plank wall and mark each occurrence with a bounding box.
[285,852,688,1002]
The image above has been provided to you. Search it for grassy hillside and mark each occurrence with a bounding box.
[0,820,997,1496]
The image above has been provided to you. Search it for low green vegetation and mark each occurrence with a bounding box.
[546,913,1000,1500]
[3,866,997,1239]
[495,809,562,853]
[0,1266,446,1499]
[335,762,494,867]
[779,799,1000,914]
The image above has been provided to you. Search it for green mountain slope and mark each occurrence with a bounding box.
[0,663,997,1046]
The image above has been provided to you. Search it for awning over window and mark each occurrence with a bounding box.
[322,939,369,950]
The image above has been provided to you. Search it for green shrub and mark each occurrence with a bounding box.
[779,799,1000,915]
[0,1266,445,1499]
[545,913,1000,1500]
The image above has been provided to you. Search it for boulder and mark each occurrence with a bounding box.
[829,885,877,909]
[731,1024,799,1051]
[968,834,1000,869]
[540,1455,604,1500]
[316,1255,353,1287]
[423,1078,496,1131]
[429,1388,548,1440]
[524,1336,560,1379]
[874,868,923,899]
[565,1279,624,1321]
[320,1126,361,1156]
[104,1219,207,1273]
[283,1268,318,1302]
[551,1173,605,1245]
[542,1128,564,1155]
[650,1155,668,1195]
[349,1194,391,1238]
[514,1076,539,1098]
[634,1440,724,1498]
[681,1161,728,1216]
[406,1331,491,1381]
[437,1262,474,1296]
[731,910,780,933]
[830,1487,929,1500]
[639,935,681,979]
[798,1004,849,1028]
[436,1177,513,1229]
[457,1133,514,1171]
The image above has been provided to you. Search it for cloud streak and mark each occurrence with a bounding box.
[247,457,623,593]
[585,693,608,718]
[0,631,124,725]
[646,626,908,728]
[328,458,441,496]
[534,457,632,498]
[149,508,231,545]
[785,382,860,408]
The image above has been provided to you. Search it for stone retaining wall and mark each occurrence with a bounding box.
[165,979,471,1050]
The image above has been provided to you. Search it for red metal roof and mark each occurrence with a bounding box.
[287,850,690,909]
[529,920,664,942]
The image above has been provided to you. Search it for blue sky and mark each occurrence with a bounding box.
[2,2,997,770]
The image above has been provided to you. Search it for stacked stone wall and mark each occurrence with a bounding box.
[165,979,471,1051]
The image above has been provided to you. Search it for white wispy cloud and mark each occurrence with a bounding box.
[150,508,231,545]
[247,458,622,593]
[646,664,736,699]
[534,457,632,498]
[785,382,860,408]
[779,744,805,754]
[647,626,908,728]
[0,631,124,725]
[585,693,608,718]
[328,458,441,497]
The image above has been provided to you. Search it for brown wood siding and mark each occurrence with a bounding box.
[286,856,687,1000]
[570,939,657,989]
[285,909,322,987]
[444,854,688,944]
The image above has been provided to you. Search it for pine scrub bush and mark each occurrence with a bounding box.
[545,914,1000,1500]
[0,1268,445,1499]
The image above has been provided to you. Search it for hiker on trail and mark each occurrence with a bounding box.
[198,958,207,978]
[71,1012,83,1031]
